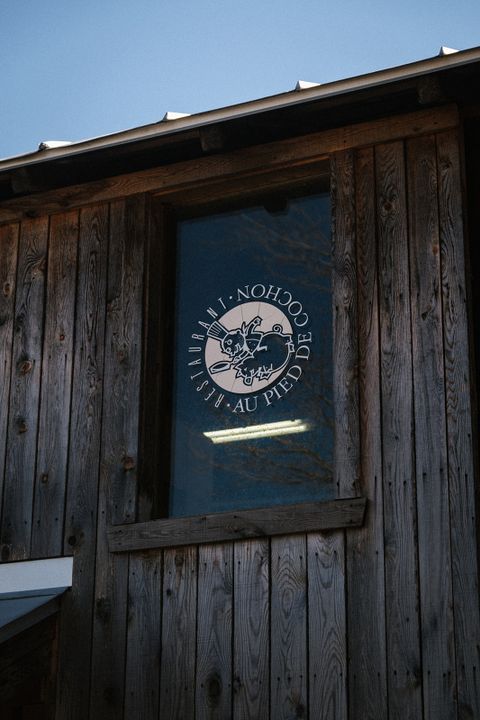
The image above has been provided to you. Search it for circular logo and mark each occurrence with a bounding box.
[187,283,313,414]
[205,301,294,394]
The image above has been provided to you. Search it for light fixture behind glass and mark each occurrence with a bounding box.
[204,419,311,444]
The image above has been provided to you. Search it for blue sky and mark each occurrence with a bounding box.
[1,1,479,160]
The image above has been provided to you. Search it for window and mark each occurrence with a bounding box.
[165,187,334,517]
[118,164,368,550]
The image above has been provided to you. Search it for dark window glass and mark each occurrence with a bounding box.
[170,191,333,517]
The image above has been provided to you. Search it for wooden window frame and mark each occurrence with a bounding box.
[108,498,366,552]
[105,151,367,552]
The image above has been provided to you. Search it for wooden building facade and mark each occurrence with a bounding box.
[1,49,480,719]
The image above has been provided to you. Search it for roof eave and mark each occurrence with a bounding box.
[1,45,480,172]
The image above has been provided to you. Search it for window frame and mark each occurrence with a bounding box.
[115,152,366,549]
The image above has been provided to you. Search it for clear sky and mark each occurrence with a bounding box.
[1,0,479,160]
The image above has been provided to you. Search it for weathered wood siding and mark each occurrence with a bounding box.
[0,119,479,720]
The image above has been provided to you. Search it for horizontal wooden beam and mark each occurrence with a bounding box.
[108,497,367,552]
[0,105,458,223]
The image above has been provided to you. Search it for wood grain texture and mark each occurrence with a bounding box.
[407,134,456,719]
[437,129,480,720]
[376,141,422,720]
[90,195,145,719]
[308,532,346,720]
[0,224,19,526]
[347,146,387,720]
[124,551,162,720]
[233,538,269,720]
[271,534,308,720]
[196,543,233,720]
[2,112,477,720]
[89,552,130,720]
[56,203,109,720]
[331,149,360,499]
[108,498,366,552]
[160,546,198,720]
[102,194,145,525]
[0,107,458,224]
[329,148,360,719]
[0,217,48,560]
[30,211,79,557]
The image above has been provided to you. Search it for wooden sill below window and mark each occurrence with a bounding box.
[107,497,366,552]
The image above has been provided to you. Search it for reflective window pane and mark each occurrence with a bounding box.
[170,192,333,517]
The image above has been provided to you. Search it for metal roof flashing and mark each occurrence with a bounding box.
[1,45,479,174]
[0,557,74,643]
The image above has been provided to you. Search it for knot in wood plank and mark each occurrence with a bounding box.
[17,419,28,434]
[122,455,136,471]
[206,672,222,706]
[18,359,33,375]
[174,552,184,567]
[14,312,25,332]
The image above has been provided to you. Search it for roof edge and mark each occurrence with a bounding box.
[1,45,480,172]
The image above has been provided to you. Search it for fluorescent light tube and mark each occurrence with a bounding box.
[204,419,310,444]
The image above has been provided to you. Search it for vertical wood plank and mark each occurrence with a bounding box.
[160,545,198,719]
[90,195,145,719]
[437,129,480,719]
[0,224,19,525]
[271,534,307,720]
[329,148,360,720]
[345,146,387,720]
[233,538,269,720]
[331,149,360,500]
[89,552,130,720]
[308,532,346,720]
[376,141,422,720]
[56,203,109,720]
[196,542,233,720]
[407,134,456,719]
[31,210,79,557]
[124,551,162,720]
[1,217,48,560]
[102,193,145,525]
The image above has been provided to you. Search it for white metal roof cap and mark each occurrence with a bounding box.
[0,556,73,595]
[0,557,73,635]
